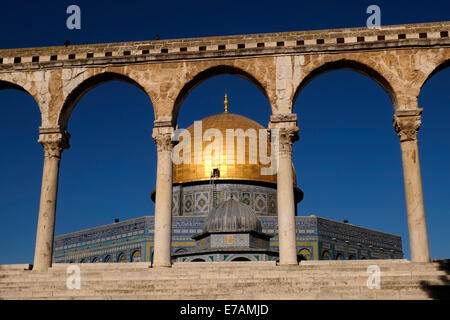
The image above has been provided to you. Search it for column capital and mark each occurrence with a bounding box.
[38,127,70,159]
[269,114,299,154]
[393,108,423,142]
[278,127,299,154]
[152,126,176,152]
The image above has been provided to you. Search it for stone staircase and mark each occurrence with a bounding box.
[0,259,449,300]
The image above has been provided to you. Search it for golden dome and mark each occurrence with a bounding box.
[173,112,277,184]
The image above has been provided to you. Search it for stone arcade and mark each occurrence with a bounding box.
[1,21,449,270]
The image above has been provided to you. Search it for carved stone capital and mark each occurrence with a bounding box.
[278,127,299,154]
[38,129,71,159]
[393,109,422,142]
[152,126,176,152]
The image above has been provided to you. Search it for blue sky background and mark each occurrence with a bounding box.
[0,0,449,263]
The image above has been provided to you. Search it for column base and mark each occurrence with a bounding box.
[152,263,172,268]
[277,262,299,267]
[32,265,50,272]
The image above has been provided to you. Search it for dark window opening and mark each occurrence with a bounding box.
[231,257,251,262]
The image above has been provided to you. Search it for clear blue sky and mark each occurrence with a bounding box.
[0,0,449,263]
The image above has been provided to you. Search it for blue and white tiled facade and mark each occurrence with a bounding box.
[54,215,403,263]
[54,177,402,262]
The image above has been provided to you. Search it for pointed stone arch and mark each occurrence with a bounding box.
[420,58,450,92]
[293,58,398,110]
[171,63,273,123]
[58,70,155,129]
[0,79,41,112]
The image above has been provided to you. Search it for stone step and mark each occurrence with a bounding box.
[45,265,443,274]
[0,283,435,294]
[1,277,447,288]
[2,269,447,280]
[0,264,32,271]
[1,261,448,300]
[39,264,450,273]
[0,287,436,300]
[0,277,446,292]
[9,284,437,293]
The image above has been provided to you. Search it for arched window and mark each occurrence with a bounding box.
[91,257,99,263]
[321,250,330,260]
[104,255,112,262]
[191,258,206,262]
[231,257,251,261]
[79,258,86,263]
[348,255,355,260]
[335,253,344,260]
[299,248,311,260]
[132,250,141,262]
[117,253,127,263]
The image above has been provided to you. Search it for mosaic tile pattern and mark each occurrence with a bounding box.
[254,193,267,214]
[195,192,209,213]
[183,194,193,214]
[177,182,278,216]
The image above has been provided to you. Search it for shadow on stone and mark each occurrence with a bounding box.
[420,259,450,300]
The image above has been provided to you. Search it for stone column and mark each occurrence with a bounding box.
[393,109,430,263]
[33,128,70,271]
[152,125,175,267]
[270,114,299,265]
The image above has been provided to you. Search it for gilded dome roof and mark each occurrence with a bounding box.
[173,112,277,184]
[203,198,262,233]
